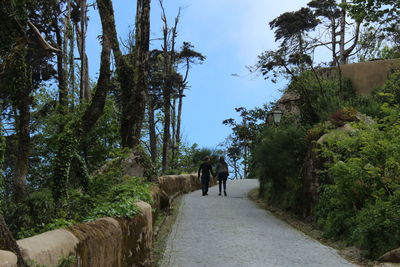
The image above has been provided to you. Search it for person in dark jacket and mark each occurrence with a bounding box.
[198,156,214,196]
[216,156,229,196]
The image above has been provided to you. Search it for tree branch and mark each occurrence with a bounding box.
[27,20,62,53]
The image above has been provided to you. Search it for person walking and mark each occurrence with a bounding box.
[198,156,214,196]
[216,156,229,196]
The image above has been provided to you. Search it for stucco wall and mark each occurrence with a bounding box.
[0,173,208,267]
[319,58,400,95]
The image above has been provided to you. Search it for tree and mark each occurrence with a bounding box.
[132,0,151,147]
[222,106,269,179]
[0,0,61,201]
[159,0,180,173]
[172,42,205,166]
[270,7,319,60]
[307,0,341,65]
[97,0,150,149]
[73,0,91,100]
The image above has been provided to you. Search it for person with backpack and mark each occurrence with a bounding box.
[216,156,229,196]
[198,156,214,196]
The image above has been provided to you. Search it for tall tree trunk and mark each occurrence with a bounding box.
[148,99,157,163]
[69,23,76,107]
[160,1,180,173]
[52,0,112,204]
[175,58,189,160]
[0,216,27,267]
[96,0,134,147]
[12,48,31,202]
[331,17,337,66]
[171,97,177,167]
[79,1,112,137]
[13,98,29,202]
[79,0,90,100]
[175,88,183,155]
[97,0,150,149]
[131,0,151,147]
[339,0,346,65]
[162,89,171,173]
[55,22,67,111]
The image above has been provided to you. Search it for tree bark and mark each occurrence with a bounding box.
[171,97,177,167]
[0,216,27,267]
[78,0,111,138]
[96,0,134,147]
[162,91,171,173]
[69,23,76,107]
[331,17,337,66]
[148,99,157,163]
[160,1,180,173]
[52,0,112,203]
[13,100,29,202]
[97,0,150,149]
[132,0,151,147]
[175,58,189,161]
[176,88,183,153]
[339,0,346,65]
[78,0,90,100]
[55,22,68,111]
[12,48,31,202]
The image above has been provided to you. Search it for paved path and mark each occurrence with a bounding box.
[160,179,358,267]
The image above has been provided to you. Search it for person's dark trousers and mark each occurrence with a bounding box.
[218,173,227,193]
[201,175,210,195]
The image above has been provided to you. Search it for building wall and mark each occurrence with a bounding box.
[319,58,400,95]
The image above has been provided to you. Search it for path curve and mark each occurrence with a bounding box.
[160,179,357,267]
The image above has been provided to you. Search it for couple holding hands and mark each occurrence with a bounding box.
[197,156,229,196]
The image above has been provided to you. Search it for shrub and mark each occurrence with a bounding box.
[329,107,359,127]
[253,125,306,209]
[85,177,151,221]
[305,121,335,143]
[352,191,400,259]
[287,71,355,124]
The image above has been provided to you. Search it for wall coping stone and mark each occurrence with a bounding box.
[0,174,202,267]
[0,251,17,267]
[17,229,79,267]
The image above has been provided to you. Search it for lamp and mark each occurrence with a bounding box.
[271,109,283,124]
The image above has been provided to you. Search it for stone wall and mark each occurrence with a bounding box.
[0,173,210,267]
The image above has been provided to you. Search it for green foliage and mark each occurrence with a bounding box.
[5,148,152,238]
[56,255,77,267]
[314,70,400,258]
[52,130,78,206]
[253,125,306,209]
[352,191,400,258]
[304,121,335,143]
[167,144,222,174]
[3,189,56,238]
[287,71,355,124]
[27,255,77,267]
[86,177,151,221]
[349,95,383,118]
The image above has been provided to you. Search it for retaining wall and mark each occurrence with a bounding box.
[0,173,211,267]
[319,58,400,95]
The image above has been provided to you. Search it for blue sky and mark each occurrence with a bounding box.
[87,0,310,148]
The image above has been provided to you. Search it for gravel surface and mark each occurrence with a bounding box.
[160,179,358,267]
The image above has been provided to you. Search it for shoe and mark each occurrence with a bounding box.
[224,191,227,196]
[205,193,208,195]
[218,192,221,196]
